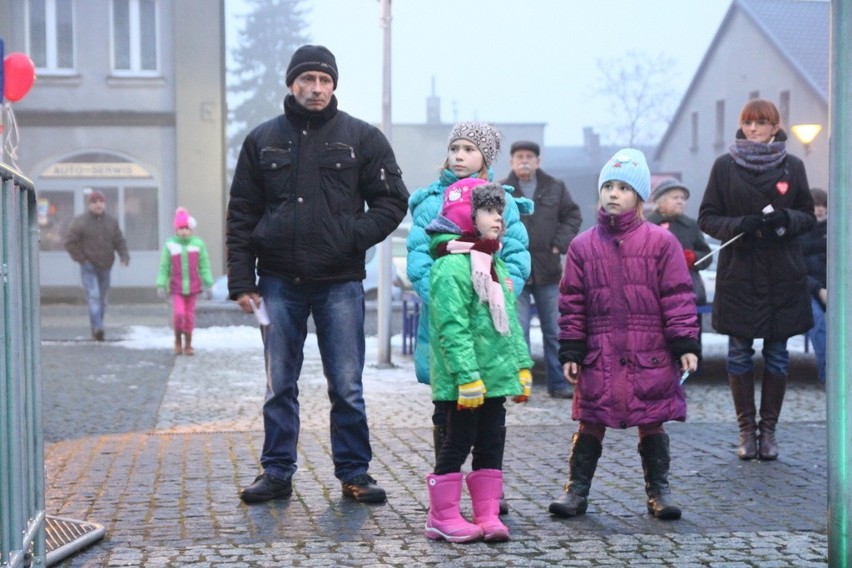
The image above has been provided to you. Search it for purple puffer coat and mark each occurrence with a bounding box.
[558,208,700,428]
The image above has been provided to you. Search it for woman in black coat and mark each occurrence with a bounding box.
[698,99,815,462]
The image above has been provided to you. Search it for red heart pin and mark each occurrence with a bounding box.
[776,181,789,195]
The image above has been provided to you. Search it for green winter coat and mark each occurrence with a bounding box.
[428,233,533,402]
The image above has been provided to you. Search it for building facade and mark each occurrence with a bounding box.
[0,0,227,300]
[655,0,829,217]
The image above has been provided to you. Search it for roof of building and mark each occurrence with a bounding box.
[655,0,829,160]
[739,0,829,100]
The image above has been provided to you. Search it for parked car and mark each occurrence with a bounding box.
[701,235,720,304]
[208,243,402,302]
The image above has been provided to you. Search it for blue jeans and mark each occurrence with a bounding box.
[80,261,111,332]
[808,298,826,383]
[516,283,567,393]
[257,277,371,483]
[727,335,789,376]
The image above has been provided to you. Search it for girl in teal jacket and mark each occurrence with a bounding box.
[156,208,214,355]
[423,178,533,544]
[407,122,532,388]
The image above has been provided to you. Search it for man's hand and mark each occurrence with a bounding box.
[236,292,261,314]
[457,379,486,410]
[513,369,532,403]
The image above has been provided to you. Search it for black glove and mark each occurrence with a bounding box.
[763,209,789,230]
[738,215,763,234]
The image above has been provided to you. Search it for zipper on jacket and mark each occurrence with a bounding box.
[325,142,355,159]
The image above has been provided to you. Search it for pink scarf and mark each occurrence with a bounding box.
[444,238,510,334]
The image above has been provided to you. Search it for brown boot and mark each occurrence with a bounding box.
[729,372,757,459]
[638,433,681,520]
[183,332,194,356]
[174,331,183,355]
[758,371,787,460]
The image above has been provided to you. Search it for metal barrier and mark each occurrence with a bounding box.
[1,163,45,568]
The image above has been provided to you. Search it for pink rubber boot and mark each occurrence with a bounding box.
[425,473,483,543]
[467,469,509,542]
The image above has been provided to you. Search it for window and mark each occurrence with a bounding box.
[779,91,791,127]
[124,186,159,249]
[27,0,74,72]
[714,100,725,150]
[690,111,699,152]
[111,0,158,75]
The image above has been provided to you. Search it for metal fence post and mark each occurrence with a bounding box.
[1,163,45,568]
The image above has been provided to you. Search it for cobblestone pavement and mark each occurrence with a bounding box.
[41,303,829,567]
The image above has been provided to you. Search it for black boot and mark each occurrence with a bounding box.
[729,372,758,460]
[758,371,787,460]
[549,433,602,518]
[638,433,681,520]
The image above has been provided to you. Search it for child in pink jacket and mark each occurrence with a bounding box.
[549,149,700,521]
[156,208,214,355]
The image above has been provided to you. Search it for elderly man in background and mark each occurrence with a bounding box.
[503,141,582,399]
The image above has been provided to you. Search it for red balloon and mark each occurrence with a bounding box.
[3,52,36,103]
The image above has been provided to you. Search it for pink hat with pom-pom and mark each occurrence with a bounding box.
[173,207,196,230]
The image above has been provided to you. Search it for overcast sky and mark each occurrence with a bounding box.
[225,0,731,146]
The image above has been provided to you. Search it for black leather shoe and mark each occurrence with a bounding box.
[239,473,293,504]
[548,388,573,399]
[341,474,386,503]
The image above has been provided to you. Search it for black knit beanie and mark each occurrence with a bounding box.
[285,45,338,89]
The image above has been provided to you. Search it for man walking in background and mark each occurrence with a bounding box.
[503,141,582,398]
[64,190,130,342]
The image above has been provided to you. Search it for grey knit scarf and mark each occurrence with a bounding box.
[728,138,787,173]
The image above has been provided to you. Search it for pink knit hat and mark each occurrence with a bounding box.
[440,178,488,235]
[173,207,196,230]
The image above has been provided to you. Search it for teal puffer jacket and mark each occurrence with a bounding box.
[428,233,534,401]
[407,168,533,385]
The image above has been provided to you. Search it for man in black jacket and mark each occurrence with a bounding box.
[502,141,582,398]
[227,45,409,505]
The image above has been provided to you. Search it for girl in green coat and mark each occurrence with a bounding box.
[423,178,533,544]
[156,208,214,355]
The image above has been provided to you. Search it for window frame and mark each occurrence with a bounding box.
[110,0,160,77]
[26,0,76,75]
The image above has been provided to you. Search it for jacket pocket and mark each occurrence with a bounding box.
[259,147,293,202]
[634,350,676,401]
[319,144,360,212]
[579,349,604,401]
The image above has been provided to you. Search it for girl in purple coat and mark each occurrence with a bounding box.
[549,149,701,521]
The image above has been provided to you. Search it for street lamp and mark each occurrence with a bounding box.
[790,123,822,156]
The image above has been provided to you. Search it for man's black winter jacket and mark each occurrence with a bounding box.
[227,96,409,300]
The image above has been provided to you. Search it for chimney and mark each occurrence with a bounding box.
[426,76,441,124]
[583,127,601,164]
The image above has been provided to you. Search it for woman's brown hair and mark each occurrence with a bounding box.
[739,99,781,126]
